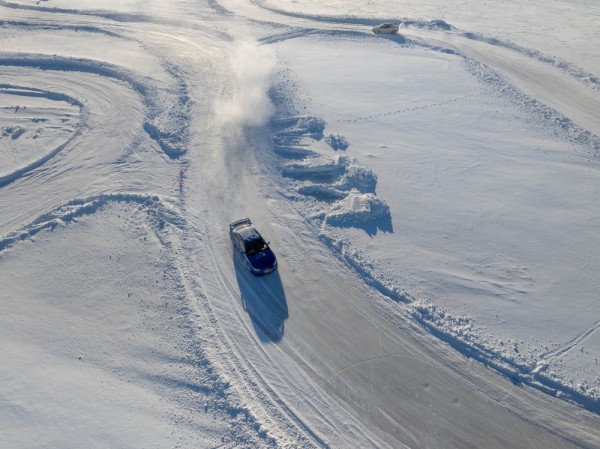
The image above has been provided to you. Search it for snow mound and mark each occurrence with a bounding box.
[282,154,345,182]
[336,163,377,193]
[296,116,326,139]
[271,114,391,235]
[325,132,349,150]
[325,192,390,227]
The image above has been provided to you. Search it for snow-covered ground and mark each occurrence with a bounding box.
[269,29,600,402]
[1,0,600,448]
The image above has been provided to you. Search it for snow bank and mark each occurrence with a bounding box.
[268,29,600,411]
[271,114,392,235]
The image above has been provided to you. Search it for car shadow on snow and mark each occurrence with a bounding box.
[377,34,407,44]
[233,253,289,343]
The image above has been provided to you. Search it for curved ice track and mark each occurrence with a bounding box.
[210,0,600,446]
[1,1,600,448]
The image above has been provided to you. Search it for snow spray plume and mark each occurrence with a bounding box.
[215,37,276,129]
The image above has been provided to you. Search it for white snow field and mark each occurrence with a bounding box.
[1,0,599,448]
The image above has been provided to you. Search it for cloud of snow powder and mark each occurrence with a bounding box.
[215,37,276,128]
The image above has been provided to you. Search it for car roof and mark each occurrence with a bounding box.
[236,224,261,242]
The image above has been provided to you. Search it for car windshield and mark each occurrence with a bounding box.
[245,237,268,256]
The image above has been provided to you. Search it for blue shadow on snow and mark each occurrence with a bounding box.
[233,253,289,343]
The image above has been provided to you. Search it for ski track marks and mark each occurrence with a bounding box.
[536,319,600,372]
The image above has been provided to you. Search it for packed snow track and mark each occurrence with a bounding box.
[1,1,599,448]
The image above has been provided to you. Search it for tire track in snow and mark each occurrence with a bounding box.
[259,29,319,45]
[0,27,191,234]
[0,193,165,253]
[0,53,185,159]
[173,213,327,448]
[537,319,600,366]
[0,18,122,38]
[0,84,85,187]
[217,0,600,417]
[0,66,152,236]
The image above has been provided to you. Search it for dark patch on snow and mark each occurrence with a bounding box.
[282,158,345,183]
[1,125,26,139]
[325,133,349,151]
[232,253,288,343]
[272,145,316,159]
[297,184,347,202]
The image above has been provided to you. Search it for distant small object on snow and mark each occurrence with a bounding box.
[371,23,399,35]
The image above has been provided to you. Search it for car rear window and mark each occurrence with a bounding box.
[245,238,268,256]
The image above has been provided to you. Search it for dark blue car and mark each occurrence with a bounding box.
[229,218,278,276]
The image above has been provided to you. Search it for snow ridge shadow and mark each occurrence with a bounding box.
[0,193,176,253]
[463,57,600,158]
[270,115,392,236]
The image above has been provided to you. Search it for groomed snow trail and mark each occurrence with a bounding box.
[1,1,599,448]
